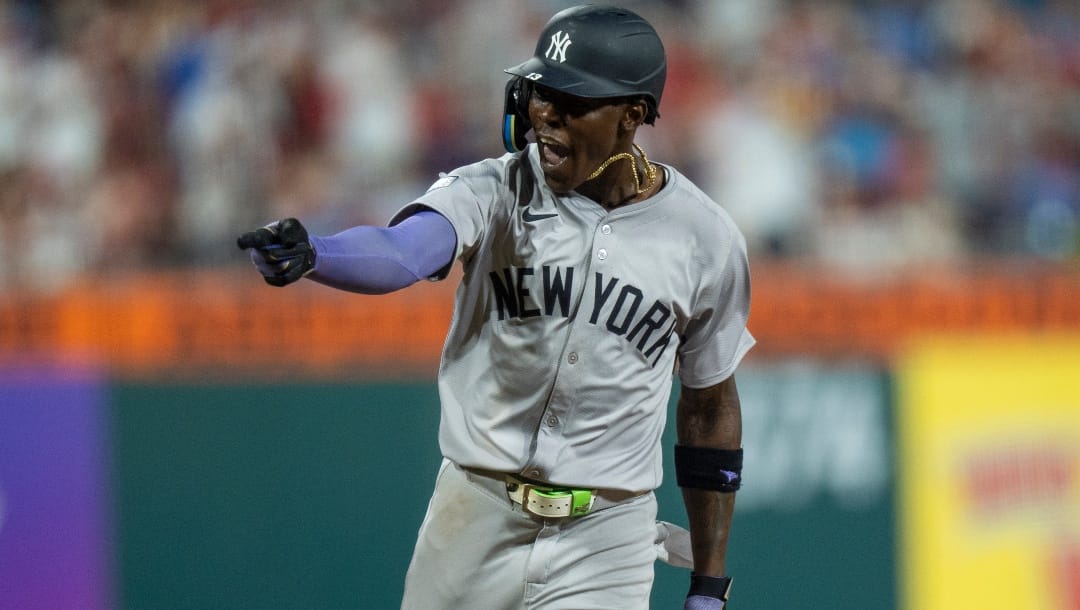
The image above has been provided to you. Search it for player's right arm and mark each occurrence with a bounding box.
[236,210,456,293]
[676,375,742,609]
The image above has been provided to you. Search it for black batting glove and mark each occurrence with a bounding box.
[236,218,316,287]
[684,574,732,610]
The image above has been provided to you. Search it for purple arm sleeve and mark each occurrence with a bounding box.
[684,595,725,610]
[306,210,456,294]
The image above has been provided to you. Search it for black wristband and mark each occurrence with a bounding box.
[688,573,732,601]
[674,445,743,492]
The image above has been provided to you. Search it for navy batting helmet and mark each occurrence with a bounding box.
[502,5,667,152]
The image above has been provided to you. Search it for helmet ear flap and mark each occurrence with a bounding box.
[502,77,532,153]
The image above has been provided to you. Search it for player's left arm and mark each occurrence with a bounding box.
[676,374,742,607]
[237,210,456,292]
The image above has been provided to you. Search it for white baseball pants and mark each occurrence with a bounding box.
[400,459,664,609]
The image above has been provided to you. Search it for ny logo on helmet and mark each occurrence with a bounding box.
[545,31,572,63]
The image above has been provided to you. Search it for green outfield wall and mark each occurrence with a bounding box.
[107,362,895,609]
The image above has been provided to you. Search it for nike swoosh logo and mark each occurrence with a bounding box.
[522,209,559,221]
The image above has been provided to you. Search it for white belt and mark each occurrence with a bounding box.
[505,477,598,518]
[461,466,646,518]
[508,479,695,566]
[458,464,692,566]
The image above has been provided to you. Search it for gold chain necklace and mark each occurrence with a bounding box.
[586,143,658,196]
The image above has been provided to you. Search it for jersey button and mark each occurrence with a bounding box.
[567,352,578,364]
[597,248,608,260]
[601,224,612,235]
[530,469,542,479]
[547,415,559,427]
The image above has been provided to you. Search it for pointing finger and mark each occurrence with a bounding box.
[236,226,278,250]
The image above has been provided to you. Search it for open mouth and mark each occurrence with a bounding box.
[540,139,570,168]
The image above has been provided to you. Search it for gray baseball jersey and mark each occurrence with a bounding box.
[393,144,754,492]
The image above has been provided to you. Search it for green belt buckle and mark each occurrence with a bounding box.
[570,489,594,516]
[529,487,594,516]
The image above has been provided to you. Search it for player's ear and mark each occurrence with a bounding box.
[620,98,647,131]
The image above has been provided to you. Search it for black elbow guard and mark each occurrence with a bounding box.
[674,445,743,492]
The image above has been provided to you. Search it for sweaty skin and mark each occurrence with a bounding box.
[677,377,742,578]
[528,85,662,209]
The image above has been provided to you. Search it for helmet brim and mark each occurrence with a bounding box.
[505,57,630,101]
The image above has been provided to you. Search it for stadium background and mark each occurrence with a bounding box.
[0,0,1077,608]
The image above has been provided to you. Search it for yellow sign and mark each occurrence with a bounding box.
[899,335,1080,610]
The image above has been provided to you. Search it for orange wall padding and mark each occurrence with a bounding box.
[2,263,1078,379]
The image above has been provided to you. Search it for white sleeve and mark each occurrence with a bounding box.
[676,227,755,388]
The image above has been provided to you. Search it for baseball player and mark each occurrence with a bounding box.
[238,5,753,609]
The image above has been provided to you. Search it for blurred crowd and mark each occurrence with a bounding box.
[0,0,1077,292]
